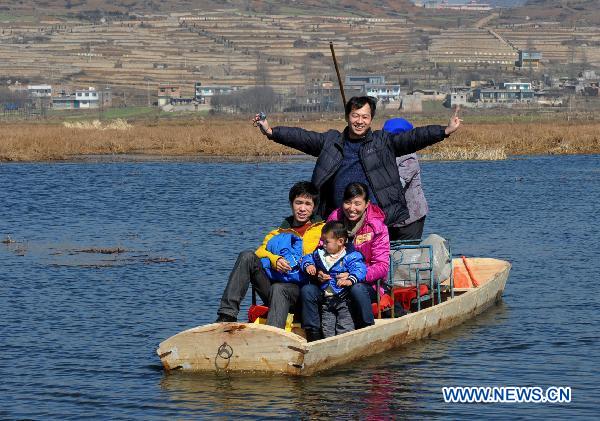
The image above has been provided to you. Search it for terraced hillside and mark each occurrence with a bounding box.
[428,28,518,68]
[1,0,417,18]
[495,26,600,66]
[427,25,600,69]
[0,1,598,98]
[0,11,426,93]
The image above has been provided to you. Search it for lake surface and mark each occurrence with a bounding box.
[1,155,598,419]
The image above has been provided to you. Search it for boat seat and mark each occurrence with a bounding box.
[247,304,301,334]
[372,293,393,317]
[249,287,302,334]
[392,285,429,311]
[248,304,269,323]
[372,285,430,318]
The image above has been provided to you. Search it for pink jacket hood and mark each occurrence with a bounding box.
[327,204,390,284]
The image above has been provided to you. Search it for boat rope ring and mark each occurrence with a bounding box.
[215,342,233,370]
[217,342,233,359]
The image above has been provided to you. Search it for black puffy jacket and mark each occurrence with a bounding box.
[271,125,447,225]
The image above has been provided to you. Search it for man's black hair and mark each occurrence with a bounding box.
[321,220,348,240]
[344,96,377,119]
[289,181,319,207]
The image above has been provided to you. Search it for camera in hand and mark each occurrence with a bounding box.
[254,112,269,134]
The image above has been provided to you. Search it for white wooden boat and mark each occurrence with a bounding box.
[157,257,510,376]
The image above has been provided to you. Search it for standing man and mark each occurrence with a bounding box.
[254,96,461,230]
[383,117,428,241]
[216,181,324,329]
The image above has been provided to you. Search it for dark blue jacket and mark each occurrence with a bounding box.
[260,232,306,284]
[270,125,446,225]
[301,247,367,297]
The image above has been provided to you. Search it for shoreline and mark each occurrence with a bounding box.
[41,153,317,164]
[2,152,598,165]
[1,119,599,162]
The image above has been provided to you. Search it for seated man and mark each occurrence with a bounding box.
[216,181,324,329]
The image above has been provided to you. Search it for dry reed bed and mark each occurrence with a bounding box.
[62,119,132,130]
[1,120,599,162]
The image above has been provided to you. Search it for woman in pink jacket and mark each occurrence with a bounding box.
[300,182,390,341]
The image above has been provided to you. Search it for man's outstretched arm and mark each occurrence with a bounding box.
[390,109,462,156]
[253,114,326,157]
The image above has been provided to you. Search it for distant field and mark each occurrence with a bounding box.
[0,13,33,22]
[93,106,158,120]
[276,5,360,17]
[51,106,158,121]
[1,117,598,162]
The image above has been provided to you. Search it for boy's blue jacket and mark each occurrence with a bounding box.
[301,246,367,296]
[260,232,307,284]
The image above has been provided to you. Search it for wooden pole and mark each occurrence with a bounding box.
[329,42,346,108]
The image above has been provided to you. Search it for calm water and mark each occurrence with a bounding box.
[1,155,598,419]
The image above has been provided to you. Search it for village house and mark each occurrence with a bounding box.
[194,83,238,104]
[157,84,181,106]
[303,80,342,111]
[516,50,542,69]
[449,91,473,107]
[534,90,565,106]
[52,87,109,110]
[474,81,535,104]
[344,75,401,102]
[52,91,76,110]
[444,85,474,108]
[74,87,100,109]
[411,89,447,101]
[27,84,52,98]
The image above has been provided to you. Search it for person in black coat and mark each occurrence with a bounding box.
[254,96,462,228]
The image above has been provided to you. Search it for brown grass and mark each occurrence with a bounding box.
[62,119,133,130]
[1,119,599,162]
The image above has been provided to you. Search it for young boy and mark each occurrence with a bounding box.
[301,221,367,338]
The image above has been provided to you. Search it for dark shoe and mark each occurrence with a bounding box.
[393,303,409,318]
[216,313,237,323]
[380,307,392,318]
[305,329,324,342]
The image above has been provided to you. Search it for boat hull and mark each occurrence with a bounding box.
[157,257,511,376]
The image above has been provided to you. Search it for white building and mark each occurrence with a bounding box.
[501,82,533,91]
[449,90,474,108]
[345,75,401,102]
[196,85,237,98]
[365,84,402,102]
[75,87,99,109]
[27,84,52,98]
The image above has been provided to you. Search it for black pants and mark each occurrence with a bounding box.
[301,282,376,332]
[217,250,299,329]
[388,216,426,242]
[321,295,354,338]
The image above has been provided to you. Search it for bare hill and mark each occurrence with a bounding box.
[2,0,418,18]
[500,0,600,25]
[5,0,598,26]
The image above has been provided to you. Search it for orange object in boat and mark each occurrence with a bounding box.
[453,264,471,288]
[393,285,429,311]
[461,255,480,287]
